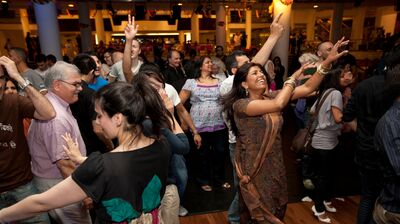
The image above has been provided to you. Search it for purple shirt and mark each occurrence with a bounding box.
[28,91,86,179]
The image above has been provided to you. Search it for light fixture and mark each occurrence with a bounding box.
[225,5,229,8]
[313,5,319,8]
[1,0,7,3]
[68,3,74,8]
[178,3,182,6]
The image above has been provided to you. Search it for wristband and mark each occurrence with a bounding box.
[18,79,32,91]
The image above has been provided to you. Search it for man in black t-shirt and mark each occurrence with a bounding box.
[71,54,113,155]
[164,50,187,93]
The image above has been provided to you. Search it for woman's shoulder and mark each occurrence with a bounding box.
[233,98,251,114]
[327,89,343,99]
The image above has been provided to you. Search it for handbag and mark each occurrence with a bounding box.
[291,88,335,153]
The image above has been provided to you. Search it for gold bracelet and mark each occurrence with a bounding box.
[284,80,295,90]
[317,64,331,75]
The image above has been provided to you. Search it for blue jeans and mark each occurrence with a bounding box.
[0,181,50,223]
[227,143,240,224]
[169,154,188,202]
[357,167,383,224]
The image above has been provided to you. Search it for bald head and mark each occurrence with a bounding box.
[317,42,333,60]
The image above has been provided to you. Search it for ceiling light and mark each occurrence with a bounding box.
[68,3,75,8]
[225,5,229,8]
[313,5,318,8]
[178,3,182,6]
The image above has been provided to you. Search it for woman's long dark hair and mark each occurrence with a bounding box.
[95,81,172,140]
[221,62,266,136]
[193,56,217,80]
[315,68,343,102]
[133,71,175,129]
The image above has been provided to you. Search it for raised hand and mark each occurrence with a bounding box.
[124,14,139,40]
[0,56,22,83]
[325,37,349,64]
[270,12,284,38]
[158,88,174,114]
[62,132,86,165]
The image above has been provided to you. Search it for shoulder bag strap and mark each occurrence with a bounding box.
[308,88,335,134]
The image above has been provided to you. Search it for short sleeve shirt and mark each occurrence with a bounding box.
[28,92,86,178]
[311,89,343,150]
[109,61,143,82]
[72,140,171,223]
[164,83,180,107]
[182,79,225,133]
[0,94,35,192]
[22,69,46,92]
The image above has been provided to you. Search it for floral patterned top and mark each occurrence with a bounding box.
[72,140,170,223]
[182,79,225,133]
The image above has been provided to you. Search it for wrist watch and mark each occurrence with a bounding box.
[18,79,32,91]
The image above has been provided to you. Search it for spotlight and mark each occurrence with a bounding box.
[68,3,75,8]
[1,1,8,10]
[313,5,318,8]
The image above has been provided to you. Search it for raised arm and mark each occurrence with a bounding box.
[244,66,302,116]
[0,56,55,120]
[251,13,284,66]
[122,15,139,83]
[291,37,349,100]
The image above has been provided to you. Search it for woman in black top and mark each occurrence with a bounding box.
[0,81,173,223]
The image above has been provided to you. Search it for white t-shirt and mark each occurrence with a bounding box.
[311,89,343,150]
[220,75,236,144]
[165,83,180,107]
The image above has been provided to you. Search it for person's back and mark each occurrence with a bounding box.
[372,46,400,223]
[72,140,170,222]
[343,62,392,224]
[343,74,388,169]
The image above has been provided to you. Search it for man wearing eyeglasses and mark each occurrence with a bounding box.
[0,56,55,223]
[27,61,92,223]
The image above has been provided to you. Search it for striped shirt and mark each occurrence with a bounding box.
[375,100,400,213]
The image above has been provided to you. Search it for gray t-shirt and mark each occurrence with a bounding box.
[109,60,143,82]
[23,69,46,92]
[311,89,343,150]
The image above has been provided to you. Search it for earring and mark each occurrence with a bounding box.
[245,88,249,96]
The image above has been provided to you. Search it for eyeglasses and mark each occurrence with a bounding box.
[58,80,82,89]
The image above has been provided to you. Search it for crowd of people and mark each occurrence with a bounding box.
[0,12,399,224]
